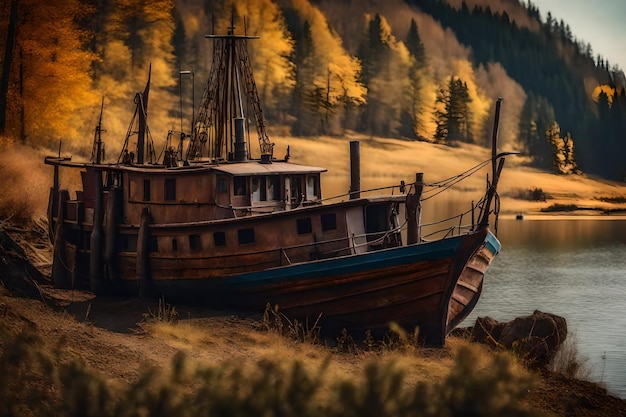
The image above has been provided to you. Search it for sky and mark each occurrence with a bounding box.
[531,0,626,70]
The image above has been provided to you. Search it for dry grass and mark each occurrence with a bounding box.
[0,145,51,224]
[549,331,591,380]
[1,306,543,417]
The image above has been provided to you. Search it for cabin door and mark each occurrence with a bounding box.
[345,207,367,254]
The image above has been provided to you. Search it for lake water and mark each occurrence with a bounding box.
[463,217,626,399]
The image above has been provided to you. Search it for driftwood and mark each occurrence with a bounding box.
[0,218,50,300]
[471,310,568,369]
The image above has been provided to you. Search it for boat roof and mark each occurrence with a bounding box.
[210,161,327,176]
[44,157,327,176]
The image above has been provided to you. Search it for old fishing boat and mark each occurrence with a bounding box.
[45,27,507,346]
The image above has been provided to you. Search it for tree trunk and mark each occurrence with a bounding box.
[0,1,18,135]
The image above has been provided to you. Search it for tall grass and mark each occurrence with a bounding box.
[549,331,591,380]
[0,320,545,417]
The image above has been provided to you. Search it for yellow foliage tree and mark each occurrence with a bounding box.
[287,0,365,135]
[94,0,177,150]
[0,0,97,147]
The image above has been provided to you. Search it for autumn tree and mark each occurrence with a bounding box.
[283,0,365,136]
[546,122,578,174]
[89,0,177,148]
[433,77,472,144]
[0,0,97,146]
[214,0,294,123]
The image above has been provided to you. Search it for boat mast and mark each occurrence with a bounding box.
[136,65,151,165]
[187,19,274,163]
[91,98,105,164]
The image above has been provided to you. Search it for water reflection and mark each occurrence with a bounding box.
[465,218,626,399]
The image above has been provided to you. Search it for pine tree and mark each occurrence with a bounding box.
[356,13,411,137]
[403,18,427,139]
[518,93,556,168]
[433,77,472,144]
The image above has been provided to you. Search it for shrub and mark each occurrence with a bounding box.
[0,323,544,417]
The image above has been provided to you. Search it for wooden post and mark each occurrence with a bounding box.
[137,207,152,298]
[52,190,71,289]
[104,186,121,286]
[407,173,423,245]
[90,170,105,294]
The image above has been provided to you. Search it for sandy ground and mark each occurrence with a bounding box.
[2,281,626,417]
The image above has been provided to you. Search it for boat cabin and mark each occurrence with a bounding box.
[86,161,327,226]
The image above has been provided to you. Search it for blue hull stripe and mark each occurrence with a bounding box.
[223,231,499,288]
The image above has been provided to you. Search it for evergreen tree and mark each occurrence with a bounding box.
[403,18,427,139]
[434,77,472,144]
[518,92,556,169]
[356,13,411,137]
[287,18,317,135]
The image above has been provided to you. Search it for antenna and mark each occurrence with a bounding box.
[91,97,106,164]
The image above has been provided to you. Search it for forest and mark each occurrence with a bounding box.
[0,0,624,180]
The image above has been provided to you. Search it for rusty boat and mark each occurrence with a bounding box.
[45,28,507,346]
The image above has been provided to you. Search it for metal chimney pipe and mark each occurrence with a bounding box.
[234,117,247,161]
[349,140,360,199]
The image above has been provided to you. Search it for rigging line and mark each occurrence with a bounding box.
[118,108,138,163]
[422,152,515,190]
[423,158,492,190]
[419,195,487,228]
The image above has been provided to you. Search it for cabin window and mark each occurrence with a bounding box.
[234,177,247,196]
[252,176,267,202]
[238,228,255,245]
[290,176,303,204]
[151,237,159,252]
[172,238,178,251]
[321,213,337,231]
[217,176,228,193]
[213,232,226,247]
[268,176,280,201]
[165,178,176,201]
[189,234,201,251]
[307,176,319,200]
[297,218,312,235]
[365,204,389,234]
[143,179,151,201]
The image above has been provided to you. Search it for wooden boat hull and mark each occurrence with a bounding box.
[148,227,500,346]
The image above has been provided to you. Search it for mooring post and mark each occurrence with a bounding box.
[349,140,360,199]
[407,173,423,245]
[90,170,105,295]
[137,207,152,298]
[52,189,71,289]
[104,186,121,285]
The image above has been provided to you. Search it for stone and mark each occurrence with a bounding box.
[470,310,568,369]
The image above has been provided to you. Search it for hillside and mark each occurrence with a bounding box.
[280,133,626,216]
[2,0,626,182]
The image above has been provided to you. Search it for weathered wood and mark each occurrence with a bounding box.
[407,173,423,245]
